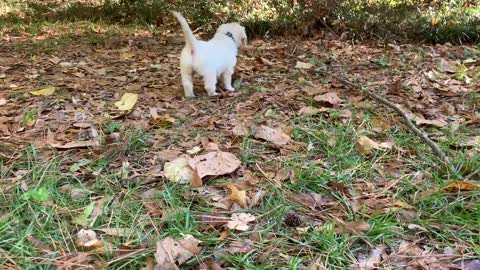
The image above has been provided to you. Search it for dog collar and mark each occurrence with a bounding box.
[225,32,235,42]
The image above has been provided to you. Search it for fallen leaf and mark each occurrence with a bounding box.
[155,235,201,269]
[292,192,326,210]
[227,183,248,208]
[190,167,203,187]
[415,116,447,127]
[314,92,342,105]
[443,181,480,192]
[231,123,249,136]
[27,236,53,252]
[158,149,182,161]
[187,146,202,155]
[199,211,229,228]
[76,229,103,251]
[437,58,456,73]
[164,156,194,184]
[226,213,255,231]
[335,220,371,233]
[272,169,292,187]
[355,136,392,155]
[226,240,254,254]
[356,245,385,270]
[50,139,100,149]
[96,228,134,237]
[189,151,241,179]
[30,87,56,96]
[243,170,260,185]
[254,125,291,145]
[115,93,138,111]
[0,98,7,106]
[295,61,313,69]
[260,57,273,65]
[394,200,415,209]
[298,106,328,116]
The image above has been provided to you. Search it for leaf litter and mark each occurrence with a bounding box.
[0,21,479,270]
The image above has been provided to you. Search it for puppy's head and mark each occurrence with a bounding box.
[217,23,247,48]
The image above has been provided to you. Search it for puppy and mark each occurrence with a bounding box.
[172,12,247,97]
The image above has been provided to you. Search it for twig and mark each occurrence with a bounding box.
[322,72,452,171]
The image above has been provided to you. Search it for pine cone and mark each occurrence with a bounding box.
[284,211,303,227]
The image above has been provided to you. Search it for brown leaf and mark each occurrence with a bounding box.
[443,181,480,192]
[254,125,291,146]
[226,213,255,231]
[297,106,329,116]
[158,149,182,161]
[292,192,327,210]
[155,235,201,270]
[335,220,371,234]
[314,92,342,105]
[227,184,248,208]
[243,170,260,185]
[189,151,241,179]
[190,167,203,187]
[437,58,456,73]
[356,245,386,270]
[231,123,250,136]
[415,116,447,127]
[50,139,100,149]
[226,239,254,254]
[199,211,229,228]
[26,236,53,253]
[355,136,392,155]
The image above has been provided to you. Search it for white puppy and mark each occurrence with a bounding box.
[172,12,247,97]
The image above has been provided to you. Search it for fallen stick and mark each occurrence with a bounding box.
[323,72,452,171]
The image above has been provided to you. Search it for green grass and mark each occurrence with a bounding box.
[2,109,479,268]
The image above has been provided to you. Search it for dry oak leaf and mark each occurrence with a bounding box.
[355,136,392,155]
[254,125,291,146]
[189,151,241,179]
[227,183,248,208]
[314,92,342,105]
[155,235,201,270]
[226,213,255,231]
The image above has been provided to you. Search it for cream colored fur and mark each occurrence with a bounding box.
[172,12,247,97]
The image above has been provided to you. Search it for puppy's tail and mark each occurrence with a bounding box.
[172,11,196,50]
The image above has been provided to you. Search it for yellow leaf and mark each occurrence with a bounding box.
[114,93,138,111]
[394,200,415,209]
[30,87,55,96]
[431,17,439,25]
[443,181,480,192]
[227,184,247,208]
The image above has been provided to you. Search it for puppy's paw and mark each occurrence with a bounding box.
[225,86,235,92]
[185,93,195,98]
[208,91,218,96]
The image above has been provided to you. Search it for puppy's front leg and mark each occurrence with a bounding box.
[204,71,218,96]
[181,65,195,97]
[222,68,235,92]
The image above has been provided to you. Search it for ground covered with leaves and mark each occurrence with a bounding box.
[1,21,480,270]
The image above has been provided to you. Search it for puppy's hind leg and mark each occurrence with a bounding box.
[203,71,218,96]
[222,68,235,92]
[181,65,195,97]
